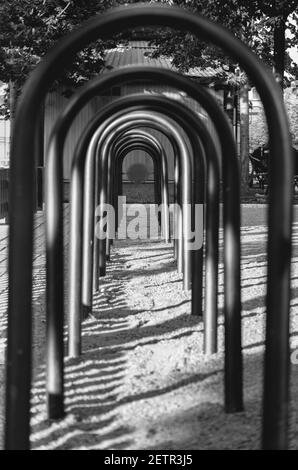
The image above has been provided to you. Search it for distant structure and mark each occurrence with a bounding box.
[0,83,10,168]
[1,42,242,202]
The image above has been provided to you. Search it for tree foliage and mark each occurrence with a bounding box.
[1,0,298,117]
[150,0,298,84]
[0,0,138,116]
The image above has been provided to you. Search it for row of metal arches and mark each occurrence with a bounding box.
[4,4,294,450]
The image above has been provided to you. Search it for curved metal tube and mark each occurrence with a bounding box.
[6,5,292,448]
[98,129,170,275]
[113,139,164,239]
[102,132,167,265]
[111,129,170,240]
[83,102,218,351]
[71,97,219,363]
[49,92,218,423]
[60,68,242,423]
[46,69,232,425]
[88,111,192,292]
[70,100,202,363]
[113,124,181,255]
[69,134,166,357]
[69,102,194,364]
[80,104,191,331]
[112,133,163,239]
[111,129,168,227]
[49,73,230,424]
[110,110,219,356]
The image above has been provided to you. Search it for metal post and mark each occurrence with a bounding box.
[71,97,218,360]
[44,68,239,424]
[112,129,170,241]
[82,109,191,294]
[68,154,85,357]
[95,130,165,281]
[104,134,164,264]
[47,69,237,420]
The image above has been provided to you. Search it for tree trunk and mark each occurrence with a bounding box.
[239,84,250,192]
[273,15,286,89]
[9,80,17,139]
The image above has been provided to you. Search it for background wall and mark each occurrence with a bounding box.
[43,84,223,183]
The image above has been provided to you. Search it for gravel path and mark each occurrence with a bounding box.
[1,205,298,449]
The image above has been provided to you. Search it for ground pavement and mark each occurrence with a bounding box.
[0,205,297,449]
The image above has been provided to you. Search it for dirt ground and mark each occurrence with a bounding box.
[0,204,298,450]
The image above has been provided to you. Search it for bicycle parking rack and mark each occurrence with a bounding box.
[51,67,240,420]
[99,128,169,268]
[112,128,169,240]
[109,104,220,355]
[5,4,293,450]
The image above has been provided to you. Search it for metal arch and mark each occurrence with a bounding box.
[112,130,166,198]
[79,102,192,330]
[40,67,237,427]
[68,103,193,365]
[79,99,219,360]
[107,107,219,355]
[113,117,196,266]
[8,66,240,448]
[112,139,164,236]
[111,117,204,298]
[109,119,201,291]
[68,102,200,361]
[58,95,219,436]
[110,129,169,234]
[112,134,163,233]
[69,97,219,373]
[77,102,207,323]
[7,4,292,449]
[111,118,188,269]
[105,132,168,260]
[112,130,169,241]
[68,134,166,358]
[7,74,225,452]
[111,129,170,241]
[113,138,162,200]
[83,110,192,293]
